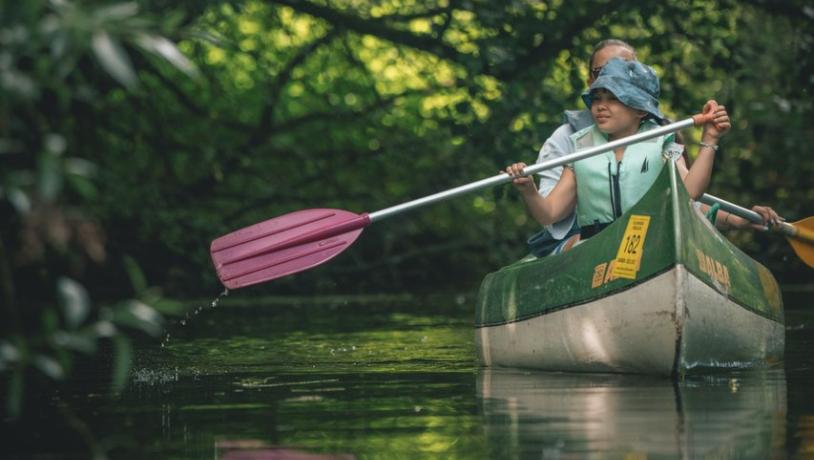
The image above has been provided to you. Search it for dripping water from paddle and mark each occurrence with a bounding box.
[160,288,229,348]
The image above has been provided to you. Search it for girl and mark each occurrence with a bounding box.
[506,58,732,253]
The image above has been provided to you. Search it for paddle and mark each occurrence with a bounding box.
[700,194,814,268]
[211,107,718,289]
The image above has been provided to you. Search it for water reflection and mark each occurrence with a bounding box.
[216,440,354,460]
[477,368,787,459]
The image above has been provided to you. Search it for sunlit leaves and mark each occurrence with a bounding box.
[33,354,64,380]
[134,33,199,78]
[206,46,227,64]
[472,196,495,214]
[109,300,165,337]
[93,30,138,89]
[57,277,90,330]
[30,1,198,90]
[37,151,64,201]
[0,341,22,373]
[408,18,432,34]
[91,2,140,22]
[51,331,97,354]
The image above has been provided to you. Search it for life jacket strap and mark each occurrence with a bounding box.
[579,220,612,239]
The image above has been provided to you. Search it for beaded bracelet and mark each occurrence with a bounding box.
[699,142,719,152]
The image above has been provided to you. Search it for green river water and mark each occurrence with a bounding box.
[5,289,814,459]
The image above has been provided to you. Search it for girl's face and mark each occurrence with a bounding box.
[590,88,647,137]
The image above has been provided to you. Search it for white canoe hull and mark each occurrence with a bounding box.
[475,265,785,376]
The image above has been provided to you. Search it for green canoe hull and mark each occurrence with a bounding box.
[475,163,785,376]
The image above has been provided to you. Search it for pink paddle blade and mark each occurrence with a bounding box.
[210,209,370,289]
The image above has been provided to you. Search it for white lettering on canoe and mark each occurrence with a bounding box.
[695,249,731,289]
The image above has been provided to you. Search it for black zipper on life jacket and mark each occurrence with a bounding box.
[608,161,623,219]
[613,161,623,218]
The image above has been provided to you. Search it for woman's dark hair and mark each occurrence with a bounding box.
[589,39,636,69]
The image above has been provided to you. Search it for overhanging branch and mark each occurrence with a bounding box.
[268,0,465,62]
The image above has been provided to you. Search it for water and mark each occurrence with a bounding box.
[4,291,814,459]
[161,288,229,348]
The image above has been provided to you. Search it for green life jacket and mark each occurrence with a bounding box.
[571,120,674,228]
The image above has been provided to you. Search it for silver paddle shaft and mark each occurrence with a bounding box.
[700,193,796,235]
[699,194,763,224]
[368,117,696,223]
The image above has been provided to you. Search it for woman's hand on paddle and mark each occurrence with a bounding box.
[504,162,537,194]
[700,101,731,142]
[750,205,783,229]
[728,205,783,230]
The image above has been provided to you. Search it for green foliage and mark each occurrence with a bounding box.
[0,0,201,419]
[0,279,165,416]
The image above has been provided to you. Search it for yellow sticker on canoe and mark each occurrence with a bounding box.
[611,215,651,280]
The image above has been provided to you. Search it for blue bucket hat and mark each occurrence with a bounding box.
[582,58,664,121]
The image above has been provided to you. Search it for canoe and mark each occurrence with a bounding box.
[475,162,785,376]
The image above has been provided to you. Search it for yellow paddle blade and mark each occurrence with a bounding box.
[786,217,814,269]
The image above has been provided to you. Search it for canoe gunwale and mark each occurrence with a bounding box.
[475,261,785,329]
[476,264,674,328]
